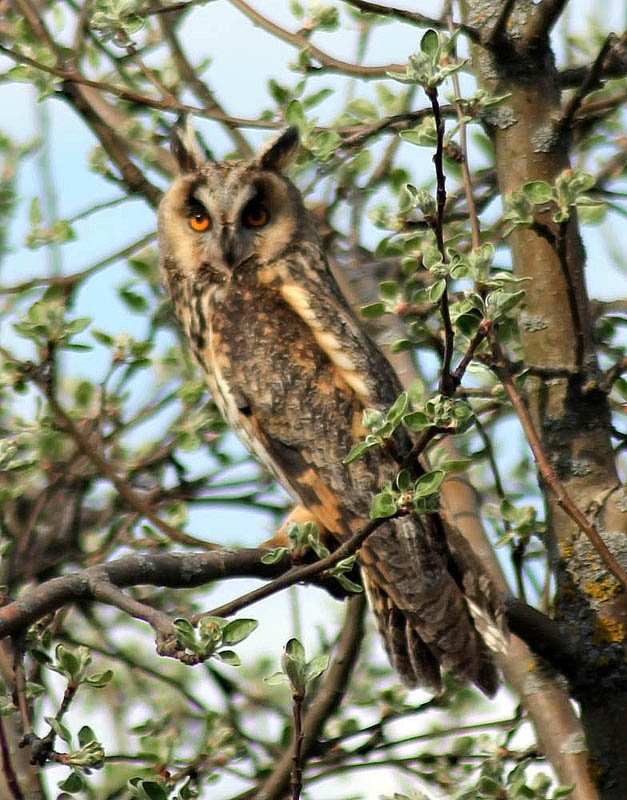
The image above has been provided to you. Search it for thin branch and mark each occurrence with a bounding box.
[256,594,366,800]
[40,386,218,550]
[0,45,276,131]
[89,579,176,642]
[159,10,253,157]
[228,0,404,78]
[0,717,23,800]
[485,0,517,47]
[504,596,578,679]
[59,80,163,207]
[523,0,572,47]
[0,549,287,639]
[424,85,456,396]
[446,9,480,249]
[0,231,155,295]
[290,687,305,800]
[489,333,627,589]
[556,34,618,141]
[204,515,395,620]
[341,0,480,43]
[11,644,31,738]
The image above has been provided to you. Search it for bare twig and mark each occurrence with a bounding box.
[0,717,23,800]
[159,10,253,156]
[204,514,395,620]
[446,7,481,249]
[424,85,456,395]
[489,334,627,588]
[39,386,218,550]
[228,0,404,77]
[290,687,305,799]
[556,34,618,140]
[0,45,276,131]
[341,0,480,43]
[0,232,155,295]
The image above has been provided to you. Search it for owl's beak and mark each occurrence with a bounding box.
[220,226,240,268]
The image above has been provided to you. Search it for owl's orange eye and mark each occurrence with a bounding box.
[189,212,211,231]
[243,202,269,228]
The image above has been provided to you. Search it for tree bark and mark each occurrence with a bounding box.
[460,2,627,797]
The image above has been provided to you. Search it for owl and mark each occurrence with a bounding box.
[158,119,507,695]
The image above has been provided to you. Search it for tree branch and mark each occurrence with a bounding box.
[341,0,481,43]
[489,334,627,589]
[203,515,394,620]
[556,34,618,141]
[255,594,366,800]
[523,0,571,47]
[228,0,404,77]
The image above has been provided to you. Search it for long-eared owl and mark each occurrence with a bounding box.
[158,119,507,695]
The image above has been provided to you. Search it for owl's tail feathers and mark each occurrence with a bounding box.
[360,518,508,697]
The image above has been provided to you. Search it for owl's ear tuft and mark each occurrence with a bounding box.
[170,115,210,173]
[257,126,299,172]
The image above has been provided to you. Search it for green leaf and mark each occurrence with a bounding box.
[347,98,378,120]
[386,391,409,423]
[486,288,526,319]
[361,301,386,318]
[216,650,241,666]
[436,458,472,473]
[119,288,148,313]
[420,29,440,58]
[390,338,414,352]
[303,87,333,108]
[91,328,114,346]
[343,438,377,464]
[334,573,363,593]
[46,716,72,745]
[29,196,42,225]
[396,469,412,491]
[268,78,291,105]
[282,638,307,692]
[370,490,397,519]
[85,669,113,688]
[379,280,399,301]
[286,99,305,129]
[58,772,84,793]
[403,411,429,431]
[428,279,447,303]
[305,654,329,681]
[77,726,96,746]
[261,547,289,564]
[128,780,168,800]
[413,469,445,498]
[363,408,384,430]
[521,180,553,205]
[55,645,80,680]
[264,671,288,685]
[222,618,258,645]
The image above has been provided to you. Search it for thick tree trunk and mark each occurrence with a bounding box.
[460,2,627,797]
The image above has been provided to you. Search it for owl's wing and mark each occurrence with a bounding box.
[273,242,406,415]
[215,248,506,694]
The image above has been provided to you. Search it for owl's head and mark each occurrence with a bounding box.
[158,119,311,285]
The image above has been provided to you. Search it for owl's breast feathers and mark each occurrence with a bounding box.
[172,245,506,695]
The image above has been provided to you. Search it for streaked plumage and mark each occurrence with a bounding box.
[158,121,506,694]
